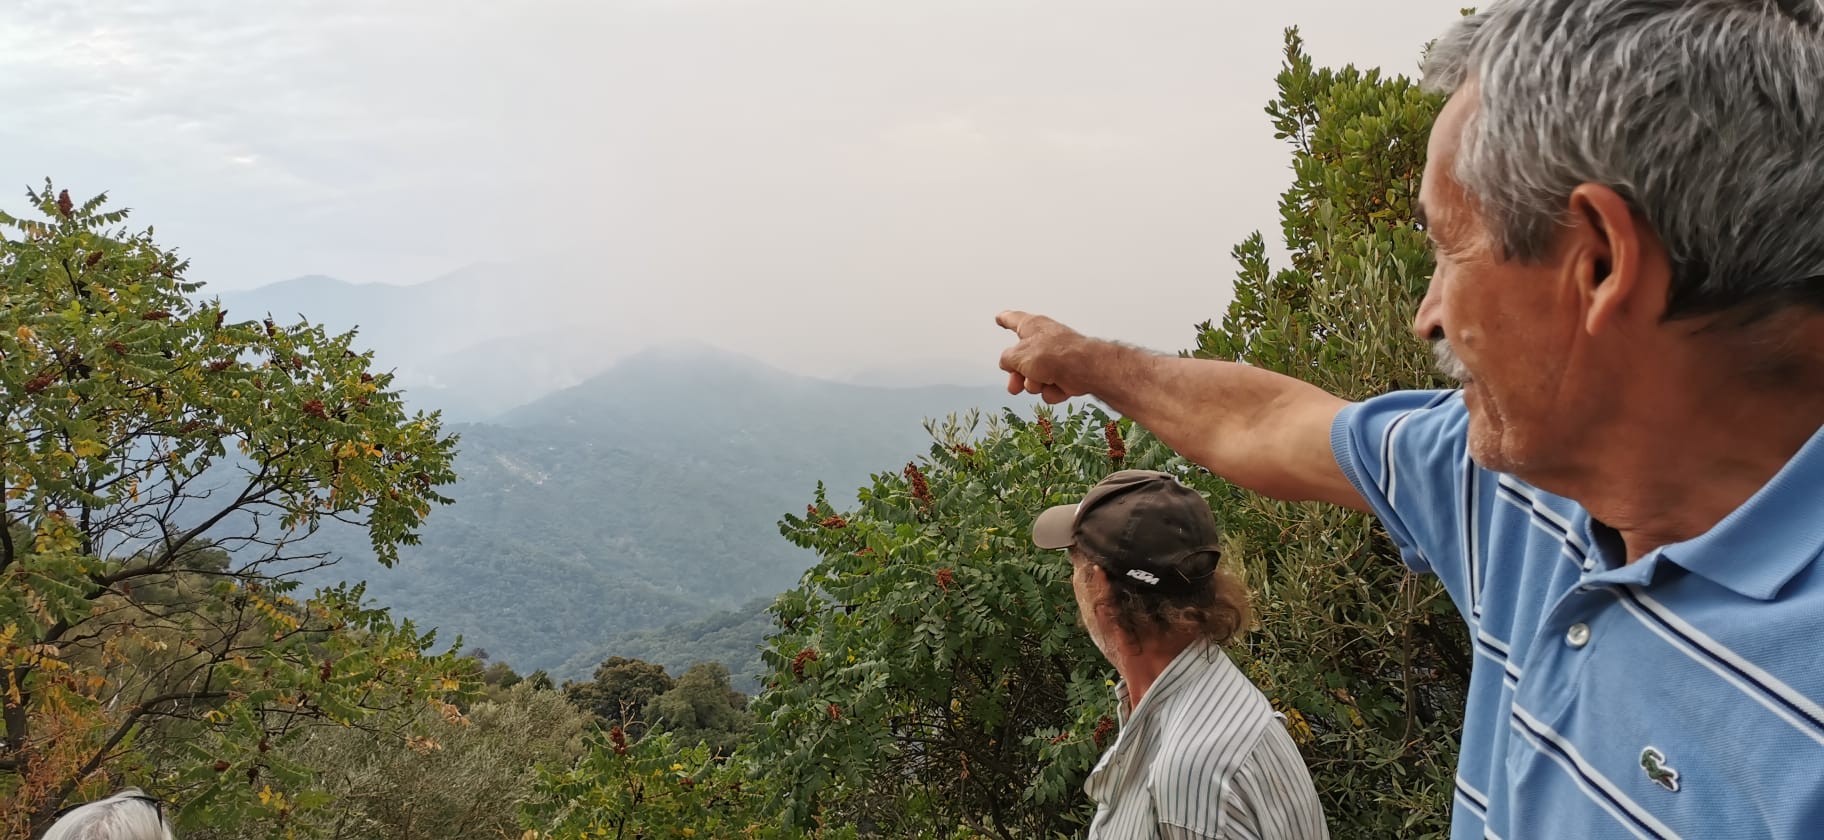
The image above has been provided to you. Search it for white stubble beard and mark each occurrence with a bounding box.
[1433,339,1473,383]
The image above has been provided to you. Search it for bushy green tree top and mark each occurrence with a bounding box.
[750,408,1185,838]
[1187,31,1466,838]
[0,182,464,836]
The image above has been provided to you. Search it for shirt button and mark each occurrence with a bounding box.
[1566,623,1592,649]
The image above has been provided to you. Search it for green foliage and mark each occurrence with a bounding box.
[0,182,463,836]
[455,648,557,698]
[564,656,678,739]
[751,408,1184,838]
[521,727,850,840]
[200,680,591,840]
[287,363,1015,676]
[563,655,753,758]
[648,662,753,757]
[1186,31,1468,838]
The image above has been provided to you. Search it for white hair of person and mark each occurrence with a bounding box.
[1423,0,1824,326]
[41,788,173,840]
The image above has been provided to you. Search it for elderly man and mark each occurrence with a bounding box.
[1034,469,1328,839]
[999,2,1824,838]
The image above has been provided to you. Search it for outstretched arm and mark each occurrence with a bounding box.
[997,311,1365,511]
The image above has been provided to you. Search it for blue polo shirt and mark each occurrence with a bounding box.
[1332,390,1824,840]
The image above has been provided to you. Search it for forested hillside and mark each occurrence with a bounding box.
[287,346,1017,673]
[560,599,773,694]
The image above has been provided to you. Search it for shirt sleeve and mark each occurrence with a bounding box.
[1206,723,1330,840]
[1329,390,1471,582]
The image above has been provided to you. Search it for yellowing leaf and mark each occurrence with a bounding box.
[1274,701,1314,745]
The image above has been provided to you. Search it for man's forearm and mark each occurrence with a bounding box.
[1080,343,1364,509]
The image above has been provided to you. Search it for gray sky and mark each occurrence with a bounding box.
[0,1,1463,382]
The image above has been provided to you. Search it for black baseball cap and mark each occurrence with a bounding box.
[1031,469,1223,593]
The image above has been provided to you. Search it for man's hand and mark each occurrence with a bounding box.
[997,310,1093,404]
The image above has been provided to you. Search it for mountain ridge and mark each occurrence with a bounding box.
[292,344,1025,674]
[217,271,1002,421]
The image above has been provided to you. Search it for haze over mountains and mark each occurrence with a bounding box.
[220,268,1027,680]
[218,265,998,422]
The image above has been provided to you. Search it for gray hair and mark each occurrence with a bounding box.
[41,788,173,840]
[1423,0,1824,325]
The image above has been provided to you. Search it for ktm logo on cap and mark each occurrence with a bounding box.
[1126,569,1160,585]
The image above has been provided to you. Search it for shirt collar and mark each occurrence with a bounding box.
[1087,640,1229,800]
[1632,423,1824,600]
[1110,638,1219,727]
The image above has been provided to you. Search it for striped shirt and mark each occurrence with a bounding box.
[1333,390,1824,839]
[1084,639,1329,839]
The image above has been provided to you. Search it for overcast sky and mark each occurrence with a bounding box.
[0,1,1463,381]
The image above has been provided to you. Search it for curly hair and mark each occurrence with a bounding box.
[1079,549,1252,647]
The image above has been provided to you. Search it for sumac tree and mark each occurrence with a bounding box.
[0,182,463,835]
[752,409,1186,839]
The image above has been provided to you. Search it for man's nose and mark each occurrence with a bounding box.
[1412,278,1445,343]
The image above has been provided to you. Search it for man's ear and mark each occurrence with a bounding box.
[1078,559,1108,588]
[1566,183,1669,335]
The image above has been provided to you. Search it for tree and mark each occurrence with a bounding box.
[241,680,591,840]
[563,656,675,737]
[522,726,832,840]
[0,182,463,835]
[647,662,752,756]
[1184,31,1466,837]
[751,409,1181,838]
[457,648,528,693]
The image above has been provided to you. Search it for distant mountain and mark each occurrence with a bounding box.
[294,344,1023,674]
[219,266,524,366]
[216,266,631,421]
[216,269,1007,420]
[405,330,634,421]
[218,271,1014,422]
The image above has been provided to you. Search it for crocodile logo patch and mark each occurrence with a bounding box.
[1640,746,1680,792]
